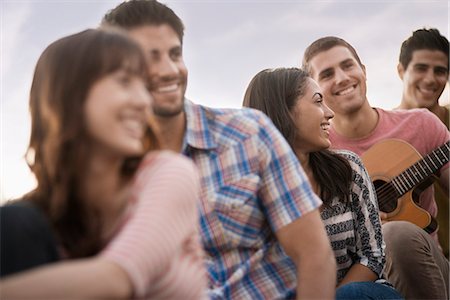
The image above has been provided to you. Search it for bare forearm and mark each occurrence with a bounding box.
[295,252,336,299]
[337,263,378,288]
[1,259,131,299]
[438,168,449,196]
[277,210,336,300]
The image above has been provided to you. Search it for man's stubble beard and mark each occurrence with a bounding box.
[152,97,185,118]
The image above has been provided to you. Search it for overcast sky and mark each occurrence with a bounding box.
[1,0,449,202]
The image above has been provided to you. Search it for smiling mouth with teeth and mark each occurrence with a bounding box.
[418,86,437,94]
[122,119,144,136]
[321,124,330,130]
[336,85,355,96]
[155,84,178,93]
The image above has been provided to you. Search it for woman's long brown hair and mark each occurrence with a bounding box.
[243,68,352,207]
[24,28,155,257]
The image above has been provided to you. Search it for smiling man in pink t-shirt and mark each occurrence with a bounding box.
[302,36,449,300]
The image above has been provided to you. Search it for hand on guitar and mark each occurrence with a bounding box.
[362,139,449,233]
[378,211,388,224]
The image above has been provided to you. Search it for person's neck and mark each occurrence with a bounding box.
[397,97,416,110]
[83,153,128,234]
[398,99,447,124]
[432,105,448,124]
[331,102,379,139]
[154,112,186,152]
[295,150,318,194]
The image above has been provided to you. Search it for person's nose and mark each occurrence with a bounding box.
[324,102,334,120]
[423,68,437,85]
[153,55,179,79]
[133,82,153,109]
[334,68,350,85]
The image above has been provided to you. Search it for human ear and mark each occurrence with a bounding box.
[397,63,405,80]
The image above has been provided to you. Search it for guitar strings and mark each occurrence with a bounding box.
[371,142,450,210]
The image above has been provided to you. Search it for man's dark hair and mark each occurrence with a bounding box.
[399,28,449,69]
[102,0,184,42]
[302,36,363,76]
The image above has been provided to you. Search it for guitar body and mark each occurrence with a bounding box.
[361,139,437,232]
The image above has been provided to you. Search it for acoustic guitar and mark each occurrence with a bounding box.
[361,139,449,233]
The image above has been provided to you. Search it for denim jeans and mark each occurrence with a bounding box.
[336,281,404,300]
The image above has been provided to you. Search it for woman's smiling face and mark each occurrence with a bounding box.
[291,78,334,153]
[84,68,153,157]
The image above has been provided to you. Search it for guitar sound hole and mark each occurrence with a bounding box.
[373,180,398,213]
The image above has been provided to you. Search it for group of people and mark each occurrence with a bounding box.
[1,0,448,299]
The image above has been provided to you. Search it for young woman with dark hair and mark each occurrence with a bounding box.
[1,28,206,299]
[243,67,403,300]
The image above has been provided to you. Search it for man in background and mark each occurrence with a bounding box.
[397,28,449,258]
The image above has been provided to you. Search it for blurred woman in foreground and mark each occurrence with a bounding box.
[1,28,206,299]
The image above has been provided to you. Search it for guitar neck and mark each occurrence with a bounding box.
[391,141,450,196]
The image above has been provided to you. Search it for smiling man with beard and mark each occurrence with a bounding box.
[102,1,337,299]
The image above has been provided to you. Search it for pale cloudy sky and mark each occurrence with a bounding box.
[1,0,449,202]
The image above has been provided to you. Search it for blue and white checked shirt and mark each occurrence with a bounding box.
[182,100,322,299]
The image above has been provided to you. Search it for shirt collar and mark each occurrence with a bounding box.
[183,99,217,151]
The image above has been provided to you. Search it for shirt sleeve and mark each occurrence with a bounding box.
[254,111,322,231]
[420,110,450,172]
[100,151,204,297]
[344,151,385,278]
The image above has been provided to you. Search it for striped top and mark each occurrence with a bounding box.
[101,151,207,299]
[183,100,322,299]
[321,150,385,283]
